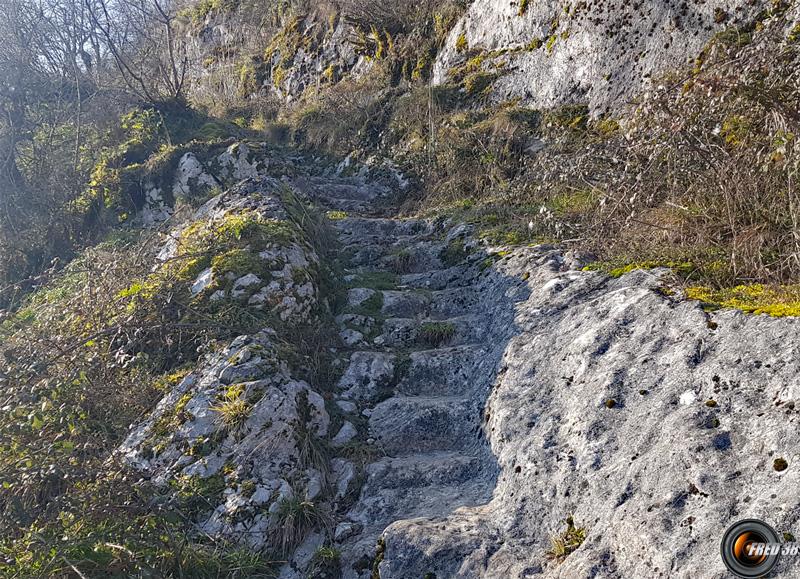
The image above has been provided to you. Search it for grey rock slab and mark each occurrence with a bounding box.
[331,421,358,447]
[347,452,494,532]
[337,351,395,402]
[369,396,479,455]
[380,290,431,318]
[397,344,489,397]
[347,287,376,307]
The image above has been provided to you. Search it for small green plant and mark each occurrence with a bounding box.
[720,115,751,147]
[391,249,414,273]
[685,284,800,317]
[326,210,348,220]
[455,32,468,53]
[211,384,252,433]
[464,71,496,96]
[371,537,386,579]
[546,516,586,562]
[170,474,227,515]
[308,546,341,578]
[526,37,543,50]
[347,272,398,291]
[355,290,384,316]
[518,0,529,16]
[418,322,456,347]
[545,34,558,54]
[440,239,472,266]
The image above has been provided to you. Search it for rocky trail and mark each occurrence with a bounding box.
[118,150,800,578]
[326,215,508,575]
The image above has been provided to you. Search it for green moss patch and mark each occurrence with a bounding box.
[685,284,800,317]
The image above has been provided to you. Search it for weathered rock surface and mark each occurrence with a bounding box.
[434,0,765,112]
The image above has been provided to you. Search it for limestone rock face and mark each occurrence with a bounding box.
[372,254,800,578]
[434,0,764,112]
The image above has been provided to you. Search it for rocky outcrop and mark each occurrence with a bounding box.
[184,7,372,102]
[434,0,765,113]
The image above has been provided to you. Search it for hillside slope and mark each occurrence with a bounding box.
[6,0,800,577]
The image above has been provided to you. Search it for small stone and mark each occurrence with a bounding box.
[332,421,358,447]
[250,485,273,505]
[335,521,362,542]
[306,469,323,500]
[339,328,364,347]
[210,290,226,302]
[336,400,357,413]
[248,288,270,305]
[774,458,789,472]
[605,398,617,409]
[679,390,696,406]
[191,267,213,295]
[332,458,356,499]
[348,287,376,307]
[234,273,261,288]
[705,399,717,407]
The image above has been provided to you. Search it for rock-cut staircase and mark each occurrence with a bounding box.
[330,214,500,577]
[297,175,528,578]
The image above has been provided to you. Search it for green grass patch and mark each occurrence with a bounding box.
[418,322,456,347]
[583,260,695,278]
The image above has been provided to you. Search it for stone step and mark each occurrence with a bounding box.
[343,241,446,274]
[400,264,478,290]
[397,344,488,396]
[381,287,480,318]
[340,233,422,248]
[336,351,396,403]
[374,314,486,348]
[316,197,372,213]
[369,395,480,455]
[332,216,434,238]
[345,451,493,531]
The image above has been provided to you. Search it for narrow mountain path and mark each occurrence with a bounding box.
[329,214,500,575]
[297,179,534,577]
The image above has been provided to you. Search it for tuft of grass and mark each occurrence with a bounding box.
[546,516,586,562]
[391,249,414,274]
[583,260,695,279]
[347,272,399,291]
[271,497,328,555]
[371,537,386,579]
[354,291,384,316]
[455,32,468,53]
[418,321,456,347]
[308,546,341,578]
[440,239,472,266]
[210,385,252,434]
